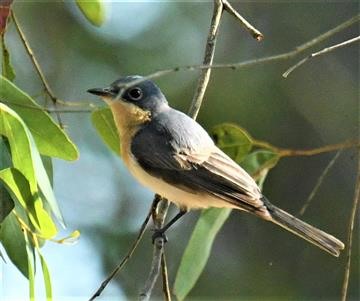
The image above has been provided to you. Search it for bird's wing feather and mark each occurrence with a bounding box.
[131,109,265,212]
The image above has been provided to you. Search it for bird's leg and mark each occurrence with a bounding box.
[152,209,187,243]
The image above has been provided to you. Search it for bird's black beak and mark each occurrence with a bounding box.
[87,87,113,97]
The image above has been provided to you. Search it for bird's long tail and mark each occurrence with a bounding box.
[262,198,345,257]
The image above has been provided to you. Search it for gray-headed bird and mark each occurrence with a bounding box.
[88,75,344,257]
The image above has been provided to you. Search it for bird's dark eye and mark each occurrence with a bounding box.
[128,87,143,100]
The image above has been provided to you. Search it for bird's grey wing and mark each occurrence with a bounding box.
[131,110,265,213]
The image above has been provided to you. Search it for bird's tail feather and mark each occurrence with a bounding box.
[264,199,344,257]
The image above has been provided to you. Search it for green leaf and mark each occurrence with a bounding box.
[91,107,120,155]
[38,251,52,300]
[76,0,106,27]
[174,208,231,301]
[241,150,280,178]
[0,181,14,222]
[212,123,253,163]
[42,156,53,186]
[0,168,56,238]
[1,35,16,81]
[0,103,62,231]
[0,75,79,161]
[24,231,35,299]
[0,212,29,277]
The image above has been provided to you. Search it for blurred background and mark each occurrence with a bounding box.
[1,1,359,300]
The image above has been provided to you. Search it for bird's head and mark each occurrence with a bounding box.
[88,76,168,131]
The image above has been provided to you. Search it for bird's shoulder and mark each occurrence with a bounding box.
[131,108,214,160]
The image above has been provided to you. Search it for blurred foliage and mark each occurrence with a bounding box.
[0,1,358,301]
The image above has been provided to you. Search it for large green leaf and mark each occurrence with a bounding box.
[24,230,35,298]
[0,75,78,161]
[174,208,231,300]
[39,251,52,300]
[212,123,253,163]
[0,136,14,222]
[0,168,56,237]
[91,107,120,155]
[0,103,62,231]
[0,212,29,277]
[0,183,13,223]
[76,0,106,27]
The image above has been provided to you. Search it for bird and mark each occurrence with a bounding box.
[88,75,344,257]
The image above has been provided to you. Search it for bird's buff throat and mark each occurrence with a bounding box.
[104,98,151,135]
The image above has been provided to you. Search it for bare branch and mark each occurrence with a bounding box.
[299,151,342,216]
[187,0,223,119]
[252,139,359,157]
[11,11,63,127]
[283,36,360,78]
[161,252,171,301]
[222,0,263,41]
[139,199,169,301]
[88,201,154,301]
[341,146,360,301]
[116,14,359,91]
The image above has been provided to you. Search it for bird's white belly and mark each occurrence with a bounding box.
[124,150,237,210]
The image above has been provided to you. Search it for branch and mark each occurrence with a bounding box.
[283,36,360,78]
[222,0,263,41]
[298,150,342,216]
[187,0,223,119]
[341,143,360,301]
[139,198,169,301]
[161,252,171,301]
[253,139,360,157]
[11,11,63,127]
[115,14,359,91]
[88,201,154,301]
[0,100,96,113]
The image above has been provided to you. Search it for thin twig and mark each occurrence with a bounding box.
[115,14,359,92]
[283,36,360,78]
[139,199,169,301]
[253,139,360,157]
[222,0,263,41]
[161,252,171,301]
[0,100,96,113]
[341,141,360,301]
[188,0,223,119]
[299,150,342,216]
[11,11,63,127]
[88,202,154,301]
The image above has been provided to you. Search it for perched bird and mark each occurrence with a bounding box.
[88,75,344,257]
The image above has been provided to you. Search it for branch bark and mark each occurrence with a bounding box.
[11,11,63,127]
[283,35,360,78]
[88,200,154,301]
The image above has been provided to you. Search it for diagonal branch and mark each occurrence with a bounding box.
[88,200,154,301]
[283,35,360,78]
[222,0,263,41]
[341,139,360,301]
[11,11,63,127]
[115,14,359,91]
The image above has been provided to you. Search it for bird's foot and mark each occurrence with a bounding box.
[151,228,168,244]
